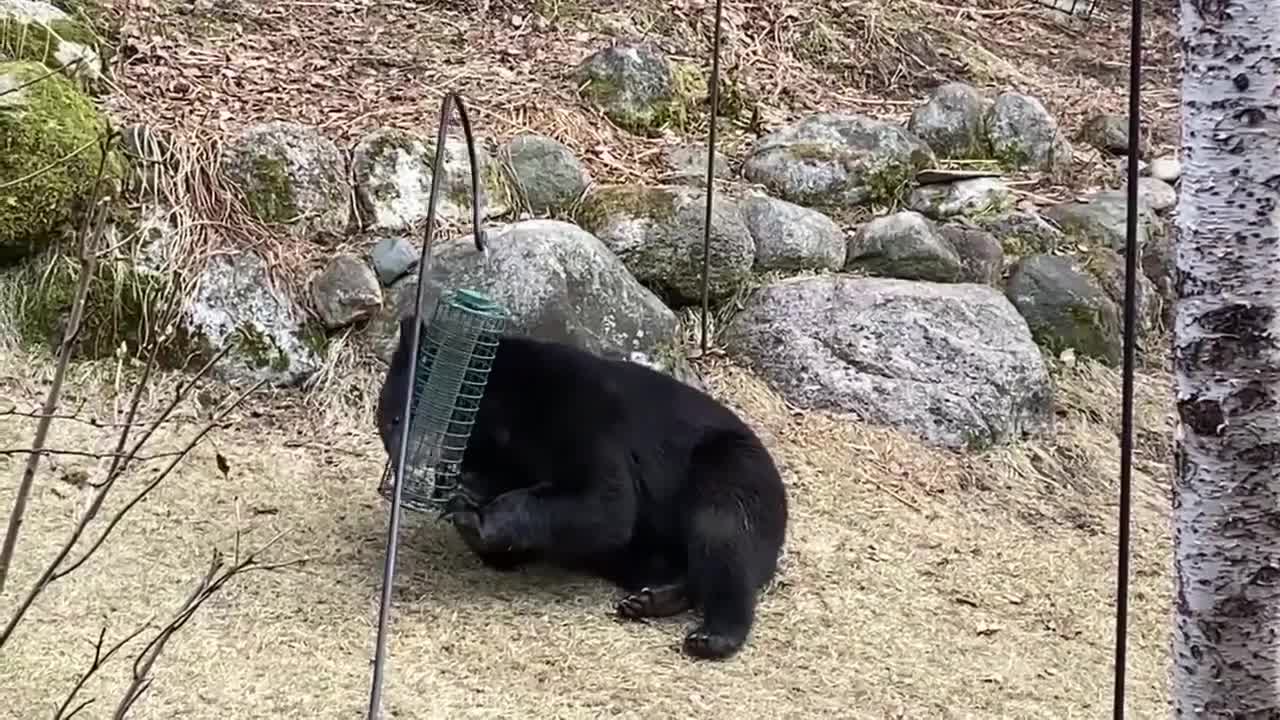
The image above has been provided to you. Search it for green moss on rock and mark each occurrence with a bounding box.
[0,59,117,262]
[232,323,290,372]
[575,185,679,233]
[0,11,104,84]
[240,152,299,224]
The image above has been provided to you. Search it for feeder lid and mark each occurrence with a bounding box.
[451,288,506,316]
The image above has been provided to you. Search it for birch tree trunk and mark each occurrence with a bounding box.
[1171,0,1280,716]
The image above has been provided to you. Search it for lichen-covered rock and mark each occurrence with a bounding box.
[350,127,510,232]
[1148,154,1181,183]
[223,121,352,240]
[659,143,731,186]
[938,224,1004,285]
[1042,190,1156,252]
[906,82,988,160]
[971,208,1065,257]
[0,0,105,87]
[985,92,1071,172]
[368,234,417,285]
[1005,253,1121,365]
[907,178,1013,220]
[1134,176,1177,213]
[574,42,694,137]
[741,112,936,208]
[741,194,845,272]
[366,219,687,383]
[0,60,115,261]
[723,275,1053,450]
[576,185,754,305]
[1084,247,1164,338]
[183,251,324,387]
[1079,112,1132,155]
[502,134,591,215]
[846,210,962,283]
[310,254,381,329]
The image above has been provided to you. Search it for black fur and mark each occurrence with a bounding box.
[376,314,788,660]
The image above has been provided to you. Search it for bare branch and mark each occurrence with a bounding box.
[0,129,118,596]
[55,623,152,720]
[0,375,264,649]
[0,447,189,462]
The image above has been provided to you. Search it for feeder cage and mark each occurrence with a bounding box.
[378,288,509,514]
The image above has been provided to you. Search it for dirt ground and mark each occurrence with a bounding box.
[0,344,1176,719]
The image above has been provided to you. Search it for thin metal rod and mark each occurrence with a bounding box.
[1112,0,1143,717]
[367,90,485,720]
[698,0,725,355]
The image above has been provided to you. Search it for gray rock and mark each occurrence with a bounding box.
[1005,254,1121,365]
[938,224,1004,285]
[971,209,1065,257]
[351,127,510,233]
[367,219,684,381]
[985,92,1072,172]
[182,251,323,387]
[574,42,681,137]
[311,254,382,329]
[907,177,1014,220]
[1079,113,1132,154]
[722,275,1053,450]
[1148,154,1181,183]
[741,194,845,272]
[1042,190,1156,252]
[369,234,418,285]
[1133,176,1177,212]
[1085,248,1164,338]
[846,210,962,282]
[223,121,352,240]
[906,82,989,160]
[660,143,731,186]
[502,134,591,215]
[577,185,754,305]
[741,112,936,208]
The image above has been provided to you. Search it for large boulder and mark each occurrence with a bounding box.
[501,133,591,216]
[845,210,962,283]
[0,0,105,87]
[741,194,845,272]
[907,177,1014,220]
[985,92,1072,173]
[367,220,688,381]
[573,42,696,137]
[1,59,115,262]
[906,82,989,160]
[183,252,325,387]
[971,208,1066,257]
[351,126,511,232]
[723,275,1053,450]
[938,224,1004,286]
[1005,253,1121,365]
[223,121,352,241]
[740,112,936,208]
[576,185,754,305]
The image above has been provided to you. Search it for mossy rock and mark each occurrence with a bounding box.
[0,59,119,263]
[0,0,107,88]
[3,244,183,361]
[574,43,702,138]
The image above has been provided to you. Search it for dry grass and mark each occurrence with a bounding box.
[0,340,1176,719]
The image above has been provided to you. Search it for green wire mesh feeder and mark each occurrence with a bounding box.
[375,288,509,512]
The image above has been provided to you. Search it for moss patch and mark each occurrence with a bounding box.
[8,248,183,361]
[0,59,118,262]
[574,185,679,233]
[0,12,105,84]
[232,322,291,372]
[240,152,299,224]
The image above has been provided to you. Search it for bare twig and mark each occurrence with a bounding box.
[112,532,304,719]
[0,447,189,462]
[55,624,152,720]
[0,129,117,597]
[0,373,263,649]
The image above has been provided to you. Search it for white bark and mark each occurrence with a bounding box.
[1172,1,1280,716]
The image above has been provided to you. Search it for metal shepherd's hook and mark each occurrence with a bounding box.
[366,90,487,720]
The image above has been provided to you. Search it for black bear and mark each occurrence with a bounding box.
[375,313,788,660]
